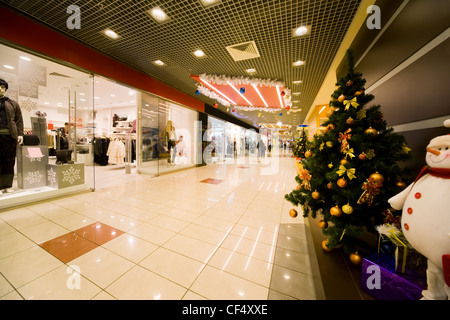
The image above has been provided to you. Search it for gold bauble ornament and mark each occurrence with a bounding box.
[364,127,378,137]
[396,181,407,188]
[342,203,354,215]
[340,159,348,166]
[328,163,334,169]
[312,191,320,200]
[304,150,312,158]
[355,90,365,96]
[289,209,298,218]
[346,117,354,125]
[369,172,385,184]
[337,178,348,188]
[296,185,301,191]
[349,252,363,266]
[330,206,342,217]
[318,220,328,229]
[322,239,333,252]
[338,94,346,103]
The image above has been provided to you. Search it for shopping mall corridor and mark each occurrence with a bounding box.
[0,153,315,300]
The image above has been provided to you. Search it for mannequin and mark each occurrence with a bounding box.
[164,120,177,165]
[59,122,70,149]
[0,78,24,193]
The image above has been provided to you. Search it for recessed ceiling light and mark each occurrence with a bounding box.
[199,0,222,8]
[153,60,166,66]
[19,56,31,61]
[293,92,301,95]
[293,60,305,67]
[293,80,303,84]
[193,50,205,58]
[147,6,170,23]
[245,68,256,74]
[103,29,119,39]
[3,65,14,70]
[293,25,311,37]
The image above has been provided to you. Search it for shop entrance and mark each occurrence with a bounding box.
[91,76,138,189]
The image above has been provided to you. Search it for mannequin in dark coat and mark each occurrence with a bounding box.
[0,78,24,192]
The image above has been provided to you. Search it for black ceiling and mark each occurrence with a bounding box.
[1,0,363,127]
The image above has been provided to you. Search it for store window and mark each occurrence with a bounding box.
[0,44,94,210]
[139,96,197,176]
[158,100,197,174]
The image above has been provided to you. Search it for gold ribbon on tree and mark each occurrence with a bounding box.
[298,168,312,190]
[338,129,352,153]
[337,165,356,180]
[343,148,355,159]
[357,179,382,206]
[344,97,359,110]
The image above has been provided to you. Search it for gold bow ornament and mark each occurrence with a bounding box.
[344,97,359,110]
[337,165,356,180]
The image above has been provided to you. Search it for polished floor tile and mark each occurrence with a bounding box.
[0,246,63,288]
[105,265,187,300]
[70,246,134,289]
[0,155,316,300]
[17,265,102,300]
[101,234,158,263]
[74,222,125,246]
[190,266,269,300]
[140,247,205,288]
[40,232,98,263]
[200,178,224,184]
[269,265,316,300]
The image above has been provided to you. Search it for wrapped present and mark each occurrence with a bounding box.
[361,253,427,300]
[376,224,427,278]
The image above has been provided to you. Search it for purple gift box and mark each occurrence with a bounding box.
[360,253,427,300]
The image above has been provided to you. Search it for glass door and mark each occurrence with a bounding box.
[66,76,95,190]
[137,92,159,176]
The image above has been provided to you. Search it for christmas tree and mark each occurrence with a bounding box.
[292,128,309,159]
[285,50,411,260]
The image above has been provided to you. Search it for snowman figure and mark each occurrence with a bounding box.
[389,120,450,300]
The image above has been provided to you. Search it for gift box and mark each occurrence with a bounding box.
[361,253,427,300]
[376,224,427,278]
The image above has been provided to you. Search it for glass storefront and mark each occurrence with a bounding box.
[0,43,201,209]
[0,44,94,210]
[1,42,270,210]
[138,94,198,176]
[206,115,263,163]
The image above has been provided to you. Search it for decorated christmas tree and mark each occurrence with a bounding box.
[285,50,411,263]
[292,128,309,159]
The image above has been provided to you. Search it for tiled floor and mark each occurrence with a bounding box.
[0,154,316,300]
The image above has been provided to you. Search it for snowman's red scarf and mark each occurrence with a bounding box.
[414,166,450,183]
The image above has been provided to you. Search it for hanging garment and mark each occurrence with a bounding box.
[107,139,126,165]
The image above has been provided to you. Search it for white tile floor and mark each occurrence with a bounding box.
[0,154,316,300]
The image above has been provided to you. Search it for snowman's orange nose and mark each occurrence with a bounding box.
[427,147,441,156]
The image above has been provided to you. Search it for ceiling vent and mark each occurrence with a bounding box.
[226,41,260,62]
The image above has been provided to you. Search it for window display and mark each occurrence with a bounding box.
[0,44,94,209]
